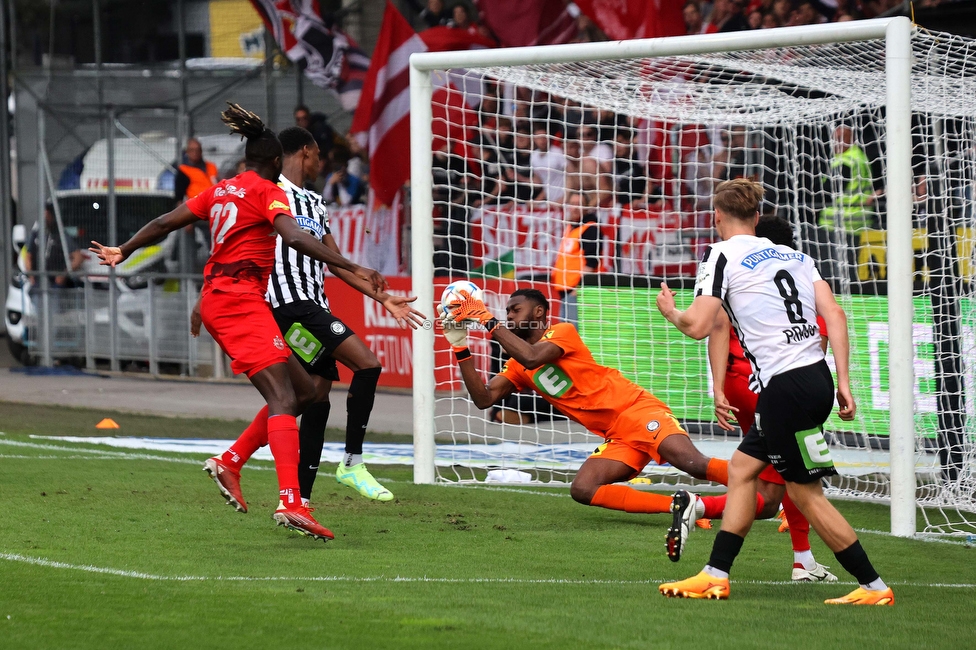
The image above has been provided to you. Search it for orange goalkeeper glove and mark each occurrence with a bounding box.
[446,290,500,332]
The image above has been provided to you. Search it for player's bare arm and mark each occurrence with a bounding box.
[321,232,425,329]
[491,327,563,370]
[707,310,739,431]
[656,281,724,340]
[190,295,203,337]
[273,214,386,294]
[89,203,199,266]
[460,367,517,410]
[814,279,856,421]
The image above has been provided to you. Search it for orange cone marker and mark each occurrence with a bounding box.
[95,418,120,429]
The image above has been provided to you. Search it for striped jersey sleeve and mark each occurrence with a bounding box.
[266,176,332,311]
[694,244,728,299]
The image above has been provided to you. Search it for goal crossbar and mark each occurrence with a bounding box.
[409,19,900,71]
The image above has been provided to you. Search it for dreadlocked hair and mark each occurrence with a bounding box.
[221,102,282,166]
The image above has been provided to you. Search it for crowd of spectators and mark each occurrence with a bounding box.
[219,105,369,207]
[431,79,769,273]
[293,104,370,206]
[683,0,910,33]
[411,0,614,44]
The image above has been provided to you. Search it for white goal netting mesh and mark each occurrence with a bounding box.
[423,27,976,536]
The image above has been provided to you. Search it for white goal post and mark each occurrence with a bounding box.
[409,17,954,539]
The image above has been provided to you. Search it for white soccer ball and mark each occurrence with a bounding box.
[440,280,484,318]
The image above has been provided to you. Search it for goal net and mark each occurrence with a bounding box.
[410,19,976,537]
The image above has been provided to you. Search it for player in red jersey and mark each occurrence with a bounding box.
[687,215,837,582]
[89,104,385,542]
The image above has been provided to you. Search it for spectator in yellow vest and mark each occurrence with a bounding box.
[552,192,603,326]
[819,125,879,233]
[175,137,218,202]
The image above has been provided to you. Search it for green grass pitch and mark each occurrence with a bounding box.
[0,404,974,649]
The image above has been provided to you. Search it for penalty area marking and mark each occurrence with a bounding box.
[0,552,973,589]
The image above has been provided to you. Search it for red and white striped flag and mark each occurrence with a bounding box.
[351,2,494,207]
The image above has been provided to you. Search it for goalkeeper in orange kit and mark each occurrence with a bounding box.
[443,288,779,550]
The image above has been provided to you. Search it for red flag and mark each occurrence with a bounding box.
[351,3,495,207]
[574,0,685,40]
[350,3,423,206]
[472,0,577,47]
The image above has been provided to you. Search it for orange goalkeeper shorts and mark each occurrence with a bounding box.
[589,394,688,472]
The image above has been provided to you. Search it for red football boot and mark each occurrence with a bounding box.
[273,504,335,542]
[203,457,248,513]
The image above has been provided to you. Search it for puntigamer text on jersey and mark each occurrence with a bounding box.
[740,247,806,270]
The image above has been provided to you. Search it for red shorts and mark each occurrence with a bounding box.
[201,289,291,378]
[725,371,757,436]
[727,371,783,484]
[589,395,688,471]
[759,464,784,484]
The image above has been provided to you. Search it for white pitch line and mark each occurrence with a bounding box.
[0,439,276,471]
[0,455,126,460]
[0,553,973,589]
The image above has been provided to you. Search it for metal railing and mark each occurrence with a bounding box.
[10,270,227,378]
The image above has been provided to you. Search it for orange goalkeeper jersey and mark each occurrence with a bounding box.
[498,322,650,435]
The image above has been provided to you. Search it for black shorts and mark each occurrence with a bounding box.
[272,300,355,380]
[737,360,837,484]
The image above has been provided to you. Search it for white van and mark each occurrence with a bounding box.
[5,133,242,364]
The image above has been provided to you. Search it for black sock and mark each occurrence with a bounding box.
[834,540,880,585]
[298,400,330,500]
[345,367,381,455]
[707,530,745,574]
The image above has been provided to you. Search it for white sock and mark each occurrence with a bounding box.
[693,494,705,519]
[344,453,363,468]
[301,498,310,508]
[862,577,888,591]
[794,549,817,571]
[703,565,729,580]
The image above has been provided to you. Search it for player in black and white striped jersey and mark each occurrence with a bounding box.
[201,126,425,507]
[267,164,330,311]
[270,126,425,505]
[654,178,892,605]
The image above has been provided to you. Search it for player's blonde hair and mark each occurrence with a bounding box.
[713,178,764,220]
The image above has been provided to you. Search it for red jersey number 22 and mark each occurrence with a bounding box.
[209,202,239,253]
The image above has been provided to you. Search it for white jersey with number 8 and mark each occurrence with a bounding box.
[694,234,825,392]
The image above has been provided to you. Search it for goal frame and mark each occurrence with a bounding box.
[409,17,916,537]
